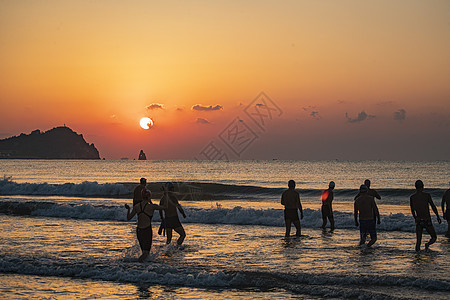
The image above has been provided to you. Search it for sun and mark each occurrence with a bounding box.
[139,117,153,129]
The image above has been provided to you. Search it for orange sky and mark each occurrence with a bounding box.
[1,0,449,160]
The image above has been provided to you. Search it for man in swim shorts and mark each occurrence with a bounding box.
[321,181,335,231]
[354,179,381,201]
[159,182,187,246]
[442,183,450,237]
[281,180,303,237]
[354,184,380,247]
[133,177,147,206]
[410,180,441,251]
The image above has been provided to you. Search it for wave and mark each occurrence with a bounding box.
[1,179,447,201]
[1,253,448,299]
[1,200,447,233]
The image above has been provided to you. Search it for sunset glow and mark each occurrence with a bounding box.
[0,0,449,160]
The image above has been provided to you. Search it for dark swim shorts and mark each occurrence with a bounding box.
[136,226,152,251]
[284,208,299,221]
[416,219,433,228]
[165,215,182,229]
[359,219,377,238]
[321,205,333,218]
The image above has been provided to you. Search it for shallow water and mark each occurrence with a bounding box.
[1,212,449,299]
[1,160,449,299]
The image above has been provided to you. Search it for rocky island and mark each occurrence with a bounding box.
[0,126,100,159]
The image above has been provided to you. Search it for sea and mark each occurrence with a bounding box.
[0,160,449,299]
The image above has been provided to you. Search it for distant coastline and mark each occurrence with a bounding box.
[0,126,100,159]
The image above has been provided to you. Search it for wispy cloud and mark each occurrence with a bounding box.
[310,111,321,120]
[345,111,375,123]
[192,104,223,111]
[303,106,321,120]
[393,109,406,121]
[196,118,211,124]
[146,103,164,110]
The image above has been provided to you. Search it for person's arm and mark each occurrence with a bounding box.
[428,195,442,224]
[354,200,359,226]
[442,193,447,216]
[177,204,186,218]
[159,197,165,219]
[297,194,303,219]
[281,192,285,206]
[373,200,380,224]
[373,190,381,200]
[354,192,360,201]
[125,204,137,220]
[410,197,417,221]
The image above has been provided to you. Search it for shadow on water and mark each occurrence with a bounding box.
[281,236,302,248]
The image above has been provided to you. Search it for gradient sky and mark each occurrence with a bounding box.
[1,0,449,160]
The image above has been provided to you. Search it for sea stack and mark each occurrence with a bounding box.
[138,150,147,160]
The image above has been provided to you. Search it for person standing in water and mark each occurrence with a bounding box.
[354,184,380,247]
[159,182,187,246]
[321,181,335,231]
[133,177,147,206]
[125,185,168,262]
[281,180,303,237]
[442,183,450,237]
[410,180,441,252]
[354,179,381,201]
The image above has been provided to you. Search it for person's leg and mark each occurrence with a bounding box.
[329,216,335,231]
[359,223,366,245]
[285,219,292,237]
[293,220,301,236]
[137,227,152,262]
[424,225,437,250]
[321,209,327,229]
[174,226,186,245]
[367,235,377,247]
[415,224,423,252]
[367,220,377,247]
[138,250,149,262]
[166,228,173,244]
[446,220,450,237]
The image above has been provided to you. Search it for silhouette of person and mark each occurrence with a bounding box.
[133,178,147,206]
[354,184,380,247]
[281,180,303,237]
[159,182,187,246]
[125,185,167,262]
[321,181,335,231]
[442,183,450,237]
[410,180,442,251]
[354,179,381,201]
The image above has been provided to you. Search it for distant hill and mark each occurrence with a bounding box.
[0,126,100,159]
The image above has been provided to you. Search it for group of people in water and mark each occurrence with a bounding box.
[281,179,450,251]
[125,177,450,261]
[124,178,186,262]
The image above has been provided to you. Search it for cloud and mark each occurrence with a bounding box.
[310,111,321,120]
[192,104,223,111]
[345,111,375,123]
[146,103,164,110]
[302,106,321,120]
[393,109,406,121]
[176,108,184,112]
[196,118,211,124]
